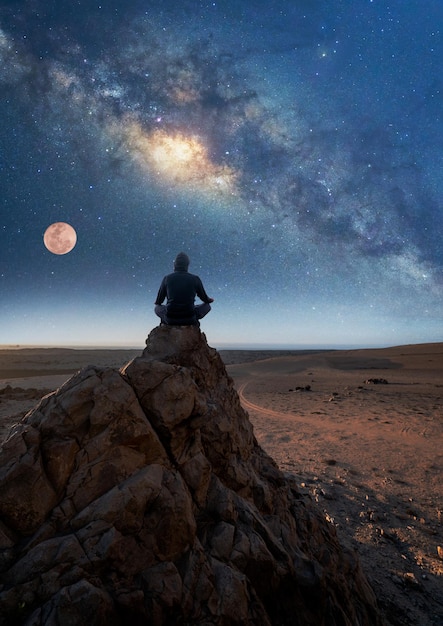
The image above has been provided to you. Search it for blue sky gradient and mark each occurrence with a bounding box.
[1,0,442,348]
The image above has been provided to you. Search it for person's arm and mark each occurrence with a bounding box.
[155,277,167,305]
[195,276,214,303]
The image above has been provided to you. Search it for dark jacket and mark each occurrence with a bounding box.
[155,270,211,323]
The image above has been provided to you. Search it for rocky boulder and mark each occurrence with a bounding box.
[0,326,383,625]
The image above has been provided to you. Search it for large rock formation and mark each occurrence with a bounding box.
[0,326,382,625]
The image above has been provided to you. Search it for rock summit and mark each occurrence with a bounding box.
[0,326,382,625]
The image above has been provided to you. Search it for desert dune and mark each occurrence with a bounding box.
[0,342,442,625]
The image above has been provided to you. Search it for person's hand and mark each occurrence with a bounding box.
[208,298,214,303]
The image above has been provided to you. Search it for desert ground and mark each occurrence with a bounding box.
[0,342,442,626]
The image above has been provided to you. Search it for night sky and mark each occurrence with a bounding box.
[1,0,442,348]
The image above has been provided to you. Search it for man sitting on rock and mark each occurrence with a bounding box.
[154,252,214,326]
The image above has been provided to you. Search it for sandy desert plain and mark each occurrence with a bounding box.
[0,341,442,626]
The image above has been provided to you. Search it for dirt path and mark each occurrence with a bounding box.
[232,367,443,626]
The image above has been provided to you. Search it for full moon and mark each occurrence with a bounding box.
[43,222,77,255]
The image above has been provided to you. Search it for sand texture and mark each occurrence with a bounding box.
[0,343,442,625]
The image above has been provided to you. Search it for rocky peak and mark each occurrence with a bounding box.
[0,326,383,625]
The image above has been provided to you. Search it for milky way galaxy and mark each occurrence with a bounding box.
[1,0,442,347]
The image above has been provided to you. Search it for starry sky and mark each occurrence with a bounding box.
[1,0,442,348]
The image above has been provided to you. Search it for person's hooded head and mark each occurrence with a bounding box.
[174,252,190,271]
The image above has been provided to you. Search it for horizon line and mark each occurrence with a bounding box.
[1,340,442,352]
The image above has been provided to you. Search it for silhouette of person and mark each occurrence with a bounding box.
[154,252,214,326]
